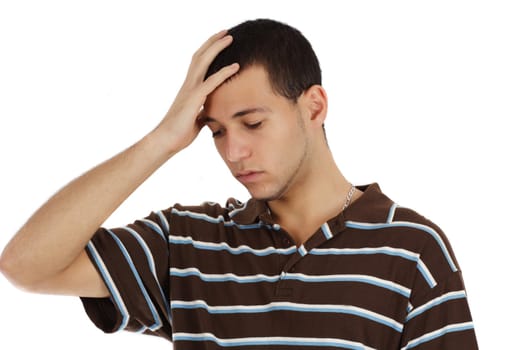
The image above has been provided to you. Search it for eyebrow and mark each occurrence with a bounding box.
[199,107,270,124]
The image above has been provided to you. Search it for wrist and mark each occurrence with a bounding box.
[141,127,182,163]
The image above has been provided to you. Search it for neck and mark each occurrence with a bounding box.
[267,149,359,245]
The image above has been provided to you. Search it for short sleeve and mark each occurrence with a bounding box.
[400,236,478,349]
[80,208,172,341]
[401,271,478,349]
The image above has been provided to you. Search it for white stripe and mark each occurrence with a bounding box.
[298,244,308,256]
[171,207,227,223]
[121,226,159,279]
[170,267,410,297]
[228,201,248,218]
[106,229,163,331]
[387,203,399,223]
[135,325,148,334]
[171,207,277,230]
[155,210,170,233]
[401,321,474,350]
[173,332,376,349]
[310,246,435,291]
[321,223,333,239]
[407,301,414,313]
[86,241,130,331]
[171,300,403,332]
[170,267,280,283]
[137,218,166,240]
[169,235,297,256]
[283,272,411,297]
[406,290,467,321]
[310,246,419,261]
[345,220,458,272]
[120,226,171,322]
[416,259,437,288]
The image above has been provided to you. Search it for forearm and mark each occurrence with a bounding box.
[0,130,173,288]
[0,30,238,293]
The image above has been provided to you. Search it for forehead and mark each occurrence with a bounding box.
[203,65,279,119]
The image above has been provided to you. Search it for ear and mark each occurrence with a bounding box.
[299,85,328,129]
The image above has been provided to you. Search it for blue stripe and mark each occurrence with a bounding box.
[416,262,437,288]
[155,210,170,234]
[171,208,227,224]
[310,247,436,290]
[86,242,129,331]
[120,227,158,276]
[138,219,167,242]
[170,268,280,283]
[228,201,248,217]
[170,268,409,298]
[298,245,308,256]
[404,322,474,349]
[107,229,163,332]
[321,223,333,239]
[171,208,277,231]
[120,226,171,322]
[225,222,275,230]
[282,273,410,298]
[310,247,418,261]
[406,291,467,321]
[406,303,413,314]
[136,325,148,334]
[171,301,402,332]
[345,220,457,272]
[173,333,371,349]
[387,203,398,223]
[169,235,297,256]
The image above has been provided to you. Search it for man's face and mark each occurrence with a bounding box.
[202,65,312,201]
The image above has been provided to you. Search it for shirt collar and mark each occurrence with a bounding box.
[229,183,395,225]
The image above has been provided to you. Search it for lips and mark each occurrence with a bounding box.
[235,170,264,184]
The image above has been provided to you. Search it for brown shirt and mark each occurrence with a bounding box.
[81,183,478,349]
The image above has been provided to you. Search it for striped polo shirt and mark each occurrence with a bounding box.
[81,183,478,349]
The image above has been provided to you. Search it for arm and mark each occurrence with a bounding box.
[0,30,239,297]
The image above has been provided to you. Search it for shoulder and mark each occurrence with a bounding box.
[387,203,466,305]
[391,204,460,270]
[351,183,462,275]
[392,204,443,235]
[350,184,450,248]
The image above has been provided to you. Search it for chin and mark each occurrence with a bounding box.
[247,184,288,202]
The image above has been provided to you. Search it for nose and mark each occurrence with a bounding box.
[224,133,251,163]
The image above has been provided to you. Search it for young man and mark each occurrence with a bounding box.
[0,19,478,349]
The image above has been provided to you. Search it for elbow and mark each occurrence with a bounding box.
[0,248,23,288]
[0,249,19,286]
[0,246,14,277]
[0,248,39,292]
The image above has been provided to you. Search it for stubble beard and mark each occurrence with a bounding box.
[253,138,309,203]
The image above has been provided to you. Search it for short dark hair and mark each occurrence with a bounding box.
[205,19,322,102]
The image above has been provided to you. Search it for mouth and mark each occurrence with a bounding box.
[235,170,264,184]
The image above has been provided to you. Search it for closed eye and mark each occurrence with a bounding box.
[209,121,263,138]
[245,121,262,130]
[211,128,224,138]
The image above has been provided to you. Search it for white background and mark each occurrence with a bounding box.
[1,1,523,348]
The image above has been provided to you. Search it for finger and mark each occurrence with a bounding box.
[192,29,229,61]
[196,109,207,128]
[189,35,234,85]
[201,62,240,95]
